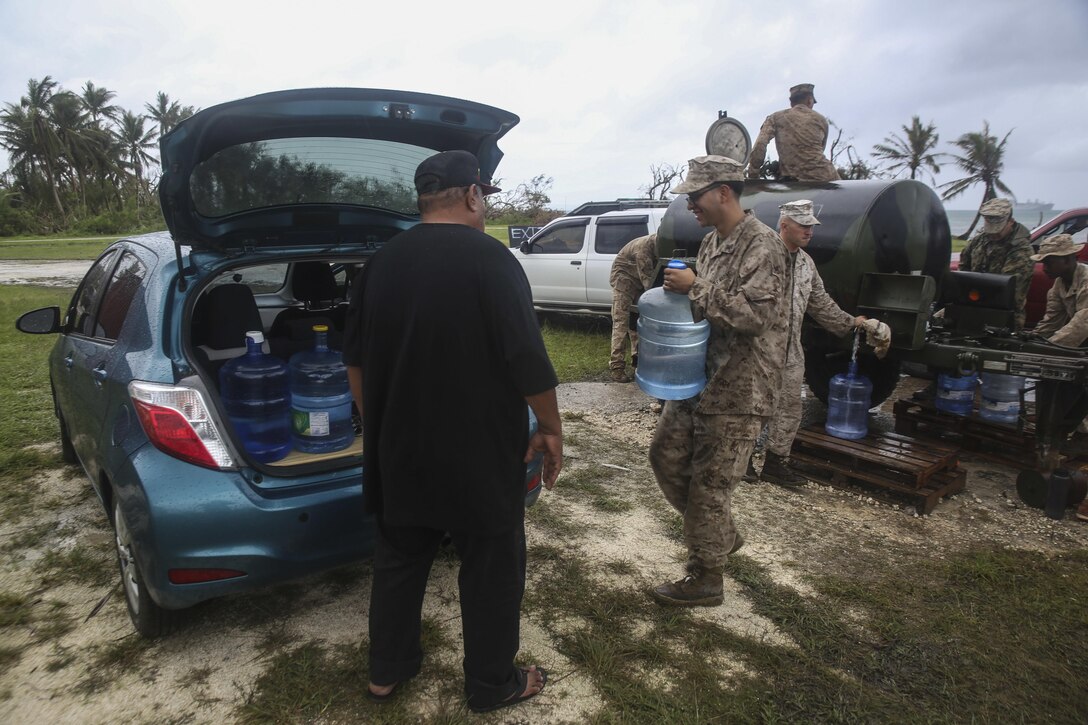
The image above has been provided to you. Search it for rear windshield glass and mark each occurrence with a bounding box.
[190,137,428,217]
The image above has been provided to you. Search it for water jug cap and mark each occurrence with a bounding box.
[312,324,329,333]
[245,330,265,344]
[667,259,688,270]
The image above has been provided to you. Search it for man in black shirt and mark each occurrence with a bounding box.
[342,150,562,713]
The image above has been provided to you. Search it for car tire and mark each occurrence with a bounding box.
[57,412,78,466]
[113,499,178,639]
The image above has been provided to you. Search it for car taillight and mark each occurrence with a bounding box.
[129,381,234,469]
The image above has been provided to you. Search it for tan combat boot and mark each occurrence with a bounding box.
[651,565,724,607]
[610,368,633,383]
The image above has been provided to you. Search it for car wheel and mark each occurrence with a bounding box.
[113,500,177,638]
[57,412,78,465]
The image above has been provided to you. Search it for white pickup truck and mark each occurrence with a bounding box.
[511,203,669,314]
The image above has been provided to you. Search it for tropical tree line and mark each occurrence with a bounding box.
[870,116,1015,237]
[0,76,195,236]
[0,75,1017,240]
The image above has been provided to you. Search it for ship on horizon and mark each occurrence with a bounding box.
[1014,198,1055,213]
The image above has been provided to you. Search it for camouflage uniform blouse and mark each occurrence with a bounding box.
[958,221,1034,329]
[689,212,790,415]
[1034,263,1088,347]
[609,233,658,299]
[785,249,856,367]
[748,105,840,182]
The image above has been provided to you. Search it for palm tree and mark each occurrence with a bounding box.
[116,110,159,205]
[145,91,196,136]
[870,116,943,182]
[2,77,67,215]
[940,122,1014,237]
[80,81,120,124]
[48,91,95,208]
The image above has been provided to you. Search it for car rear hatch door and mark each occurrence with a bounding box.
[159,88,519,253]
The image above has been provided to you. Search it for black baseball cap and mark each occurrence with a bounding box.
[413,150,501,196]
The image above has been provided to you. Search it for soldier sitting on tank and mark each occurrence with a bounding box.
[746,83,840,183]
[743,200,885,487]
[608,233,658,382]
[958,198,1034,330]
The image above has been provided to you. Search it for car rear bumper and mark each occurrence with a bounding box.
[113,445,374,610]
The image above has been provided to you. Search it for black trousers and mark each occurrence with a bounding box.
[368,517,528,708]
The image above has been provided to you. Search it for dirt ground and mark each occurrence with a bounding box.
[2,376,1087,724]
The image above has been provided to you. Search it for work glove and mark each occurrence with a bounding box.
[859,318,892,359]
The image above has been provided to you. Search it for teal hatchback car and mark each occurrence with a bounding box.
[16,88,542,638]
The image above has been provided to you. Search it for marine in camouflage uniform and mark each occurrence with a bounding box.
[747,83,840,183]
[958,198,1034,330]
[649,156,790,607]
[1032,234,1088,346]
[752,201,861,488]
[608,233,658,382]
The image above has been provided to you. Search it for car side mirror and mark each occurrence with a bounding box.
[16,306,61,334]
[519,240,532,254]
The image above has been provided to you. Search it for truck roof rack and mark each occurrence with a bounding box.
[566,198,672,216]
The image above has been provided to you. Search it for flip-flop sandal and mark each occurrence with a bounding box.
[469,666,548,714]
[367,681,399,704]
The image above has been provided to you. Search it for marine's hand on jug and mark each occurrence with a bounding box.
[663,266,696,294]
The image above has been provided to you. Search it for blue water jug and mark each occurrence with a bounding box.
[219,331,292,463]
[825,360,873,440]
[288,325,354,454]
[635,261,710,400]
[935,372,976,416]
[978,372,1023,426]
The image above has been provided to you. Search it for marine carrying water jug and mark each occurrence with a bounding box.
[935,372,977,417]
[219,331,292,463]
[288,324,354,454]
[635,260,710,400]
[825,360,873,440]
[978,372,1024,426]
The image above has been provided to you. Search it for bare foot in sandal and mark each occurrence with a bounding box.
[469,665,548,713]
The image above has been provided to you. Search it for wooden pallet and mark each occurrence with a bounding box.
[892,398,1038,468]
[789,426,966,514]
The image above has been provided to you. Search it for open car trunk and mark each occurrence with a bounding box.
[186,254,369,469]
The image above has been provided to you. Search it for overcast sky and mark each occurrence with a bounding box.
[2,0,1085,211]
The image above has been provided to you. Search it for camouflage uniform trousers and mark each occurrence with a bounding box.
[650,398,765,569]
[610,283,639,371]
[765,348,806,458]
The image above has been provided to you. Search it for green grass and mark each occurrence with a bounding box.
[539,313,612,383]
[0,237,115,260]
[237,620,468,724]
[0,285,76,520]
[484,225,511,246]
[0,591,34,628]
[521,543,1088,724]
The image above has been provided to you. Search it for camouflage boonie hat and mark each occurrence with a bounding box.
[1030,233,1084,262]
[789,83,816,102]
[779,199,821,226]
[980,198,1013,233]
[671,155,745,195]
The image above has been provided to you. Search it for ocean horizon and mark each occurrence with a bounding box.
[943,206,1063,237]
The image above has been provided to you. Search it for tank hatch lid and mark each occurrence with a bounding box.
[704,112,751,165]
